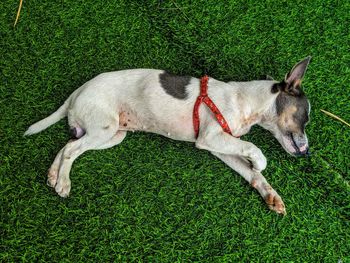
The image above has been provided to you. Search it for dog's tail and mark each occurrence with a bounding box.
[24,96,71,136]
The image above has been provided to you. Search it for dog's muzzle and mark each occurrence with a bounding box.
[290,133,310,157]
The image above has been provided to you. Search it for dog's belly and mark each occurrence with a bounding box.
[118,108,195,142]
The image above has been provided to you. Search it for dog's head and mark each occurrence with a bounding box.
[263,57,311,156]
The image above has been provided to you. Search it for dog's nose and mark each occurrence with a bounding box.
[297,147,310,157]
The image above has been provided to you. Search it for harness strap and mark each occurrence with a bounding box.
[193,75,233,138]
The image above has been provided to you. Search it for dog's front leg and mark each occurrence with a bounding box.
[196,130,267,172]
[211,152,286,215]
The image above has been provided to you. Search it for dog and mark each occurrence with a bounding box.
[25,57,311,215]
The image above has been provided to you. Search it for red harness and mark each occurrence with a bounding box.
[193,75,233,138]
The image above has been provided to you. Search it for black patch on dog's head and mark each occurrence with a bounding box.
[271,82,281,93]
[272,80,304,96]
[159,71,191,99]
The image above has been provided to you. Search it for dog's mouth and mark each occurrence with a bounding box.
[282,133,309,156]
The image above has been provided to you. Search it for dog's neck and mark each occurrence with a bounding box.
[234,80,279,122]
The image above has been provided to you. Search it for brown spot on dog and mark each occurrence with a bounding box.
[265,193,274,205]
[278,105,300,132]
[119,108,140,130]
[251,179,258,188]
[284,105,297,116]
[119,112,128,124]
[241,113,259,126]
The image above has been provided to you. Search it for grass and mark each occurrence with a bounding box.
[1,0,349,261]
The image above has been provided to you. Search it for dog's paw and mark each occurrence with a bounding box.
[266,192,286,215]
[252,153,267,172]
[55,179,71,198]
[47,169,58,187]
[247,147,267,172]
[251,174,286,215]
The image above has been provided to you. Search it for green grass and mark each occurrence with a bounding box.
[1,0,349,261]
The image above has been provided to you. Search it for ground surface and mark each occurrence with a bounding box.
[1,0,349,261]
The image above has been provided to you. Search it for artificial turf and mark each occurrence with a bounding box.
[1,0,349,261]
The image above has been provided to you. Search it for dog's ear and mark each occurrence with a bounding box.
[285,56,311,84]
[283,56,311,96]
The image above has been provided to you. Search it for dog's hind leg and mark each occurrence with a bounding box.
[53,137,94,197]
[52,112,126,197]
[47,125,88,187]
[54,131,123,197]
[211,152,286,215]
[47,147,65,187]
[47,131,109,188]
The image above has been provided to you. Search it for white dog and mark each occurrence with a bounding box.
[25,57,311,215]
